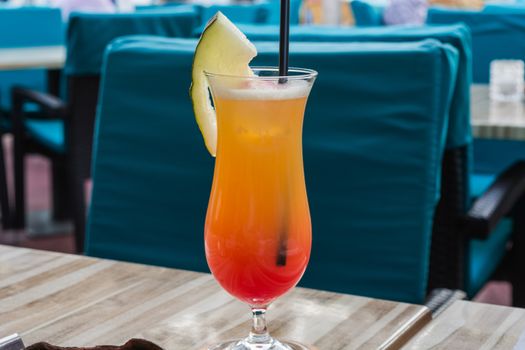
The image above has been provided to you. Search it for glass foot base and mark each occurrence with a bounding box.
[208,339,312,350]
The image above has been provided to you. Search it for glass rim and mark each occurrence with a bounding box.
[204,66,317,81]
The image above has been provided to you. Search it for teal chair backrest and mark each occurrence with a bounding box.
[350,0,385,26]
[227,24,472,151]
[484,3,525,13]
[136,2,277,25]
[199,2,269,25]
[88,36,458,303]
[0,6,63,111]
[65,7,198,76]
[427,7,525,83]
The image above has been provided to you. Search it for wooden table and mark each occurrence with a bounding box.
[0,245,431,350]
[471,84,525,141]
[0,46,66,71]
[403,300,525,349]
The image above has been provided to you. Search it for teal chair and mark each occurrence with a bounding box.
[250,16,525,304]
[483,3,525,13]
[476,4,525,177]
[350,0,385,26]
[139,2,272,26]
[200,3,269,24]
[0,6,63,228]
[193,2,270,35]
[427,7,525,240]
[424,10,525,304]
[88,36,458,303]
[0,6,64,114]
[427,7,525,83]
[11,8,199,251]
[226,24,471,152]
[241,25,509,302]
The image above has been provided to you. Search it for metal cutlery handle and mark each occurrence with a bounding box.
[0,334,25,350]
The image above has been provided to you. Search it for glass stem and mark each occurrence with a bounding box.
[247,307,271,344]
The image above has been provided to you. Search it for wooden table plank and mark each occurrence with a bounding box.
[402,300,525,349]
[471,84,525,141]
[0,46,65,70]
[0,246,430,349]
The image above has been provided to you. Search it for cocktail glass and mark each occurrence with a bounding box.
[204,67,317,350]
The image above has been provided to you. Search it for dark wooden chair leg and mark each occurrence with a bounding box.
[51,158,71,221]
[0,133,10,229]
[71,173,86,253]
[12,119,25,229]
[512,196,525,307]
[46,69,61,97]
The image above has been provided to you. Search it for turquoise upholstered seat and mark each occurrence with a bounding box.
[192,2,271,35]
[31,7,200,153]
[0,6,63,112]
[427,7,525,83]
[226,24,472,150]
[11,7,201,247]
[138,2,283,27]
[24,119,65,154]
[484,3,525,13]
[466,168,512,296]
[471,173,494,198]
[427,7,525,212]
[350,0,385,26]
[468,171,513,297]
[473,139,525,176]
[468,219,513,296]
[199,2,269,25]
[65,7,198,76]
[88,36,458,303]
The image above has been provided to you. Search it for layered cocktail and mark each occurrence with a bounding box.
[190,13,317,350]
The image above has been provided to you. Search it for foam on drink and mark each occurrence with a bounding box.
[210,78,311,100]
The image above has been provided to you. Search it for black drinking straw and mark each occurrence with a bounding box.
[276,0,290,267]
[279,0,290,79]
[276,167,289,266]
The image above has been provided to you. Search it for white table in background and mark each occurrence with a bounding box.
[471,84,525,141]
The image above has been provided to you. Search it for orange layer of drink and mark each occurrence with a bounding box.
[205,77,313,307]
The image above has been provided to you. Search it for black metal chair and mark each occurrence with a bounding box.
[430,147,525,306]
[424,7,525,307]
[11,8,198,251]
[423,24,525,306]
[0,6,64,230]
[0,115,11,229]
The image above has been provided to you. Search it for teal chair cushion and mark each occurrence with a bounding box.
[427,7,525,83]
[199,2,269,25]
[193,2,271,34]
[468,219,512,297]
[484,3,525,13]
[0,6,64,48]
[471,172,495,199]
[65,7,198,76]
[474,139,525,176]
[25,119,65,153]
[350,0,385,26]
[88,36,458,303]
[468,172,513,297]
[0,6,64,111]
[427,8,525,284]
[225,23,472,150]
[134,4,197,15]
